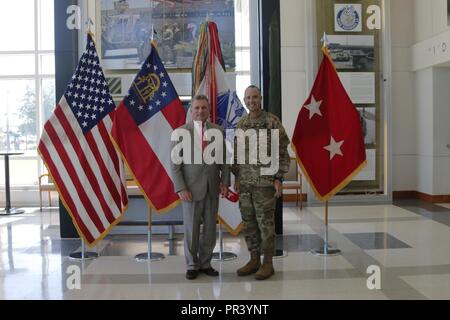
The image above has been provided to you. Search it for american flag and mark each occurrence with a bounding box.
[38,34,128,246]
[112,43,186,212]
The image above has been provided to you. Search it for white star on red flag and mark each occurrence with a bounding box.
[304,95,323,120]
[324,137,344,160]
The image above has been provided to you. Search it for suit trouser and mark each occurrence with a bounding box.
[182,191,219,271]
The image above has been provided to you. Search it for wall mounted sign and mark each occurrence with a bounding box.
[335,4,362,32]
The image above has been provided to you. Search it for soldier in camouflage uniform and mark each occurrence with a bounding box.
[232,85,290,280]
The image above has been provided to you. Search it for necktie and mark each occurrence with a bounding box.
[202,124,207,151]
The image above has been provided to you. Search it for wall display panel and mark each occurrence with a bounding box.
[316,0,385,195]
[80,0,256,99]
[100,0,236,71]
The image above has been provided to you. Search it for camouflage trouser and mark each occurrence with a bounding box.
[239,185,276,254]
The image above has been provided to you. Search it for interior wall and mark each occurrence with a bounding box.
[415,68,434,194]
[390,0,417,192]
[414,0,449,43]
[280,0,307,157]
[432,68,450,195]
[279,0,309,197]
[412,0,450,195]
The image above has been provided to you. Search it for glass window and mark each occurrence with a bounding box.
[0,1,55,187]
[0,158,39,186]
[39,53,55,75]
[41,78,56,123]
[0,1,35,51]
[38,0,55,50]
[0,55,35,76]
[0,80,37,153]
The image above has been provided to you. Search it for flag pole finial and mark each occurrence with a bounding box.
[86,18,95,40]
[85,18,94,32]
[321,32,328,48]
[150,24,158,52]
[151,24,154,42]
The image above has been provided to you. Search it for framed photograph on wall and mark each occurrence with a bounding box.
[100,0,236,71]
[357,107,376,148]
[334,3,362,32]
[327,35,374,72]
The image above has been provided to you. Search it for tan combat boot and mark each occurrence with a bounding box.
[255,252,274,280]
[237,251,261,276]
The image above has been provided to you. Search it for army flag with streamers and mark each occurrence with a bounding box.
[192,21,247,235]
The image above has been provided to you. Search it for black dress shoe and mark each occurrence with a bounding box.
[200,267,219,276]
[186,270,199,280]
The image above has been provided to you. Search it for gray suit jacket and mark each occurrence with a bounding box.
[170,121,230,201]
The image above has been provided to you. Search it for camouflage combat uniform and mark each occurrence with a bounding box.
[232,111,290,255]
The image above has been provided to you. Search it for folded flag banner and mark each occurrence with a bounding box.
[192,21,247,235]
[292,46,367,201]
[38,34,128,247]
[111,43,186,212]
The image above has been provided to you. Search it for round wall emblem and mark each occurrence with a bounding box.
[337,5,361,31]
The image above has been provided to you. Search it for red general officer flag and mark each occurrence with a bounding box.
[111,44,186,212]
[292,47,367,201]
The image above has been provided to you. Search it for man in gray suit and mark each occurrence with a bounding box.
[171,95,230,280]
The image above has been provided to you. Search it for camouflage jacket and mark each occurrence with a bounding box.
[232,111,290,187]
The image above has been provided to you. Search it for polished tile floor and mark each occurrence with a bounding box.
[1,200,450,300]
